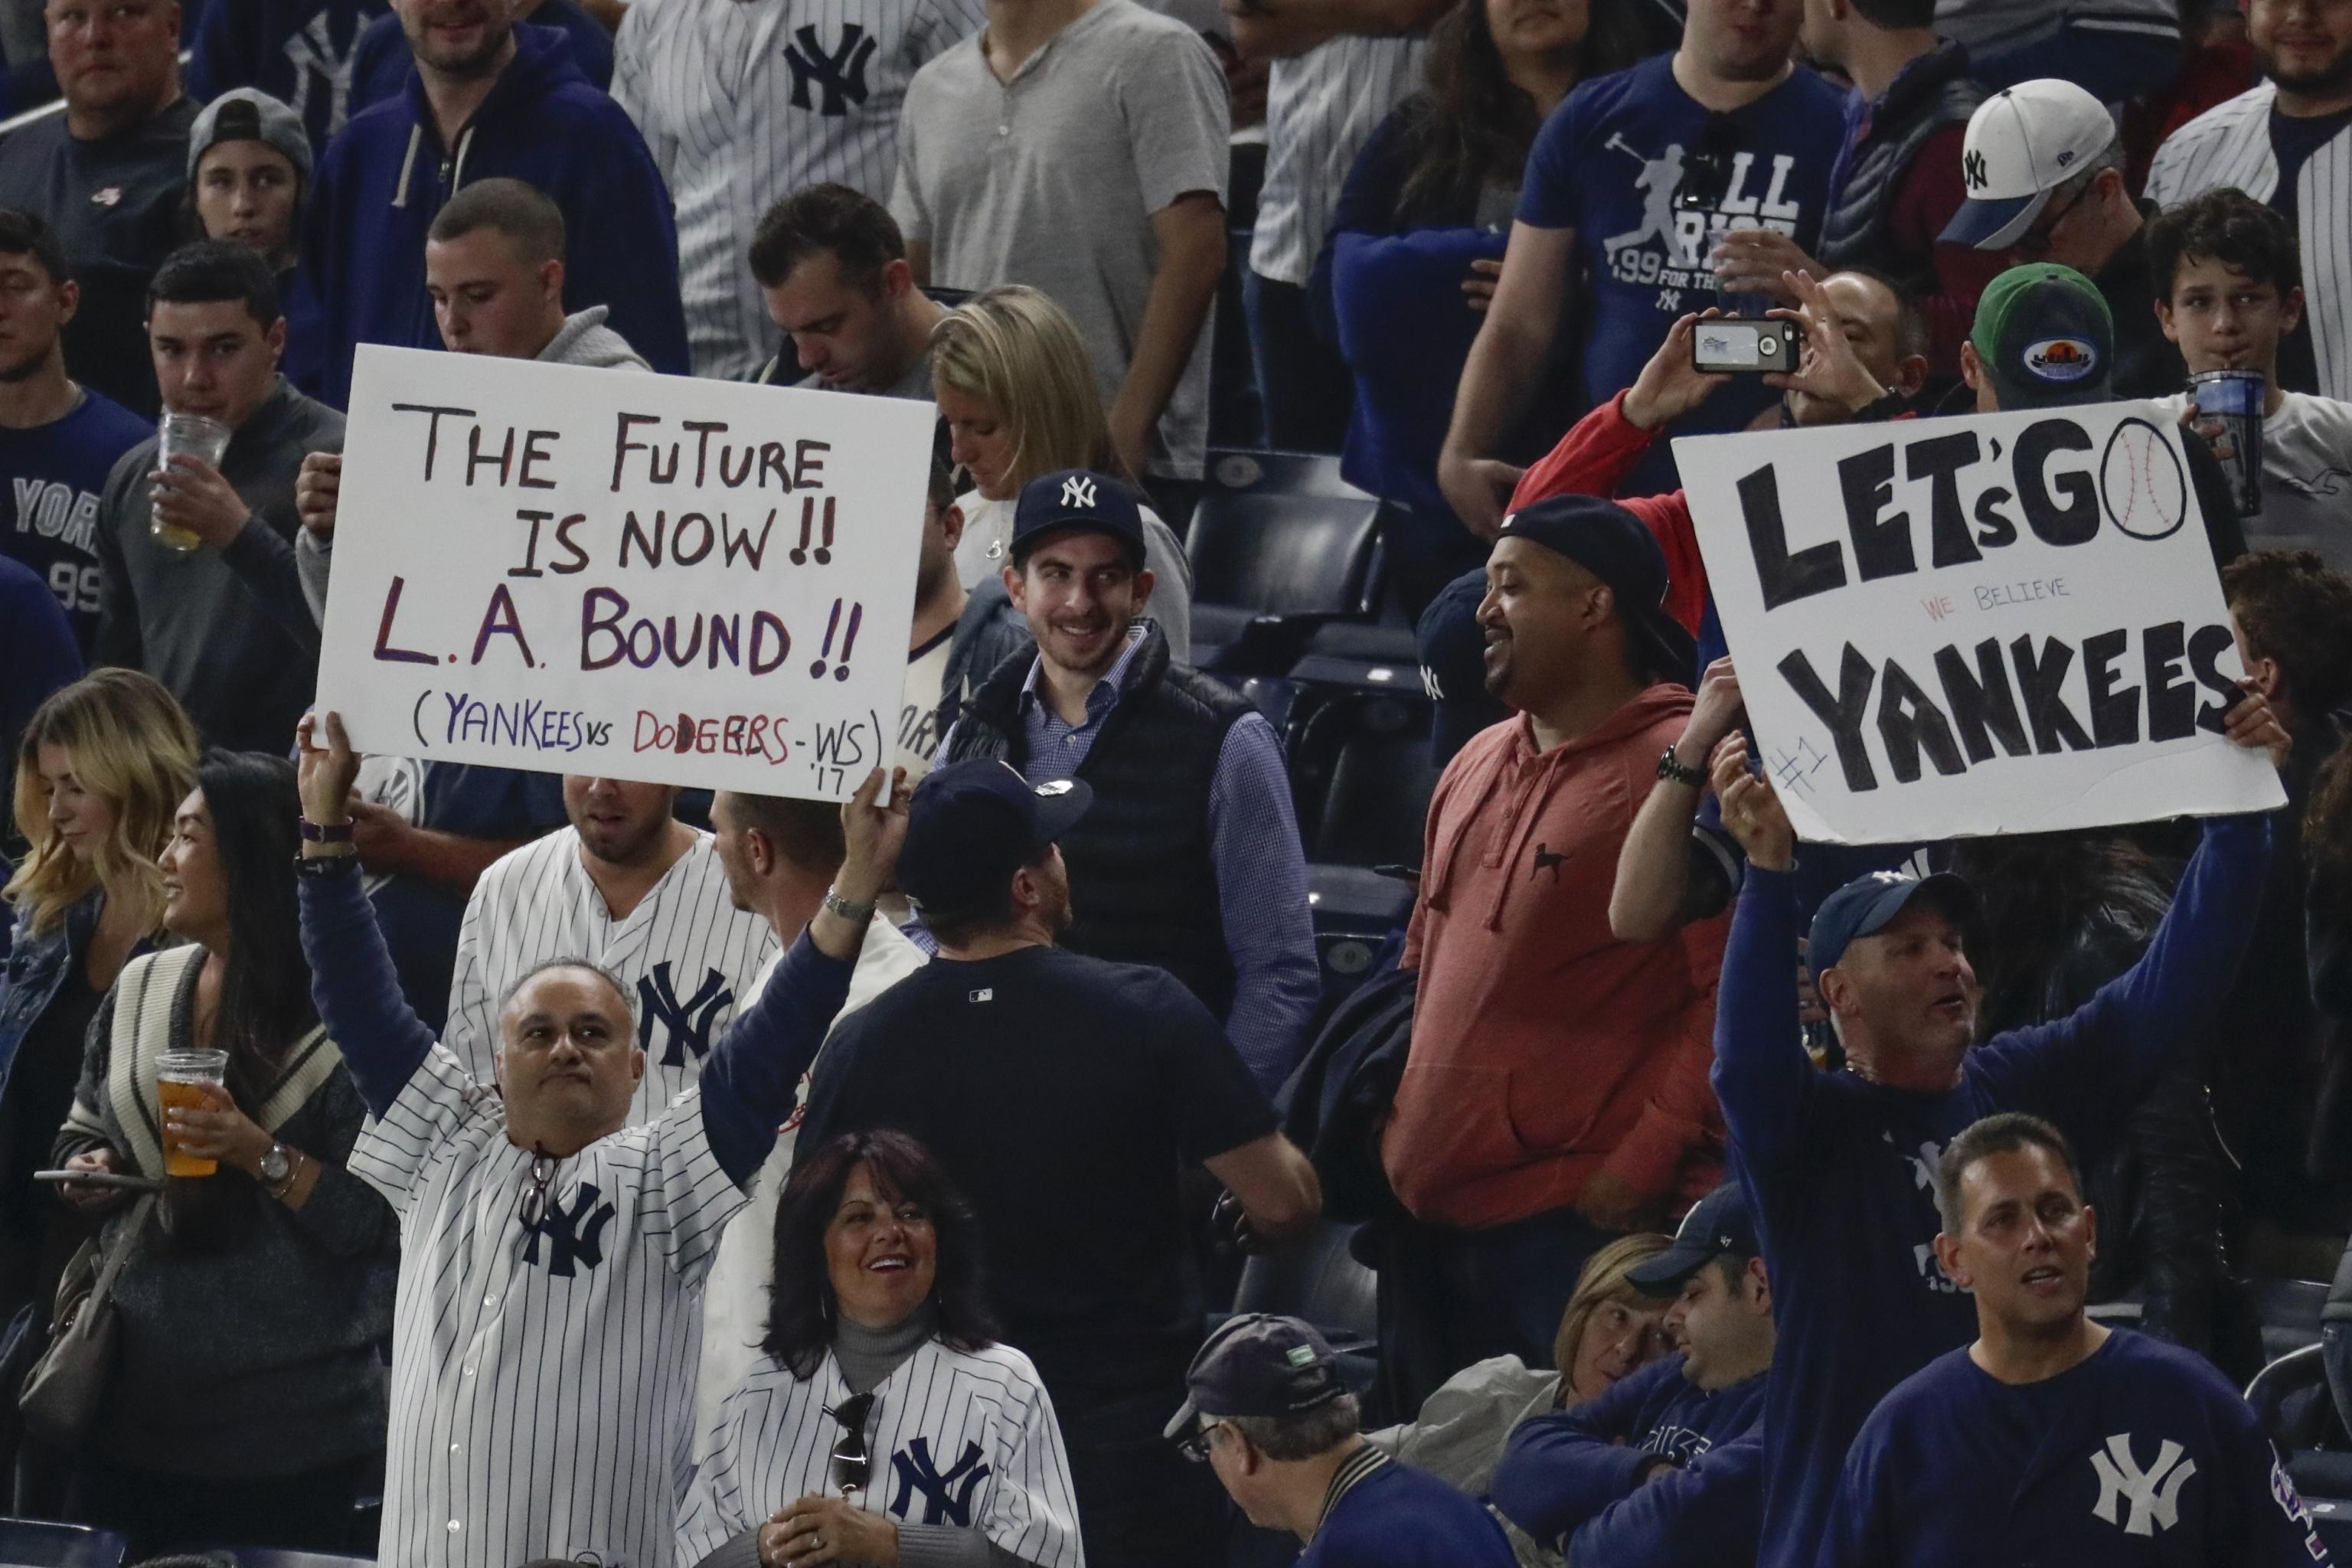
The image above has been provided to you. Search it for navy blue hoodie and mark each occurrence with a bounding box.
[1826,1328,2332,1568]
[1491,1353,1765,1568]
[187,0,389,147]
[302,21,688,407]
[1714,815,2270,1568]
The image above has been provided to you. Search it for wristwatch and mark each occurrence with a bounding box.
[822,887,877,923]
[258,1142,293,1195]
[1657,746,1707,788]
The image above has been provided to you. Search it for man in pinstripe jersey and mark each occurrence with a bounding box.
[612,0,986,381]
[294,712,908,1568]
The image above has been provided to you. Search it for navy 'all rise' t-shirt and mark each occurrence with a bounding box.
[1517,55,1847,492]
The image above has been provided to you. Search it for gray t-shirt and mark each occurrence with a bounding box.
[890,0,1228,479]
[2156,389,2352,570]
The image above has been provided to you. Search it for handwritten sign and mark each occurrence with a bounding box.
[1677,402,2285,844]
[315,346,930,798]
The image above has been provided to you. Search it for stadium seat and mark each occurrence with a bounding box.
[1184,452,1384,675]
[0,1521,126,1568]
[226,1551,377,1568]
[1232,1220,1380,1394]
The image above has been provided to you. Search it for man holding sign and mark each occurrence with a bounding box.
[1703,685,2285,1568]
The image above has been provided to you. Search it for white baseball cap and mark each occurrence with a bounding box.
[1941,80,2118,251]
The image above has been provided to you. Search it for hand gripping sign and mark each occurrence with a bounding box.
[1676,403,2285,844]
[315,347,933,799]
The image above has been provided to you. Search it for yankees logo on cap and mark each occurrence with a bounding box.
[1060,475,1097,510]
[1010,468,1147,569]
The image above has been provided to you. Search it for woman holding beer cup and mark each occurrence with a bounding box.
[677,1129,1083,1568]
[49,751,394,1555]
[0,672,198,1331]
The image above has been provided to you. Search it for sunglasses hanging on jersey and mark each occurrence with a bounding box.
[1675,113,1742,214]
[828,1393,877,1496]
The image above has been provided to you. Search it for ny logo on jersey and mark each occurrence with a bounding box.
[281,12,360,136]
[522,1183,617,1277]
[889,1438,992,1527]
[2091,1434,2197,1536]
[639,962,734,1067]
[785,23,880,116]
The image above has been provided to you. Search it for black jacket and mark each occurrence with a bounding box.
[1818,40,1984,291]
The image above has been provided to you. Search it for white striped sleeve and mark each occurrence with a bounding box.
[348,1043,493,1215]
[677,1392,756,1568]
[982,1355,1086,1568]
[443,861,501,1086]
[639,1089,753,1283]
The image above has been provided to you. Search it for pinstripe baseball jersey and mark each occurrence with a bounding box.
[2146,80,2352,402]
[353,1044,742,1568]
[1248,34,1426,288]
[697,914,929,1456]
[678,1339,1086,1568]
[612,0,987,381]
[445,827,779,1126]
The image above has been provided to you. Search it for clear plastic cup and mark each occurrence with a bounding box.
[152,413,233,554]
[1705,223,1776,322]
[158,1047,229,1177]
[2188,368,2265,518]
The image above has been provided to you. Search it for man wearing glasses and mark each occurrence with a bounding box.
[1941,77,2189,398]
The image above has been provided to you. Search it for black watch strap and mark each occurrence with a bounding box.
[1658,746,1707,787]
[296,849,360,877]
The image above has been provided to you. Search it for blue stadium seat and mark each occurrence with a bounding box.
[1184,451,1384,675]
[0,1520,126,1568]
[1231,1220,1380,1395]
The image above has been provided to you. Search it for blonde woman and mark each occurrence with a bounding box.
[1366,1232,1674,1493]
[0,671,198,1321]
[932,285,1196,661]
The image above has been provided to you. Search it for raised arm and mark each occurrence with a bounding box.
[697,768,908,1186]
[1705,734,1816,1183]
[1612,658,1743,942]
[296,712,439,1116]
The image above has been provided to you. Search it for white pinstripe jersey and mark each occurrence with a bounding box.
[445,828,779,1127]
[352,1046,745,1568]
[677,1338,1086,1568]
[1247,34,1426,288]
[613,0,988,380]
[2146,80,2352,403]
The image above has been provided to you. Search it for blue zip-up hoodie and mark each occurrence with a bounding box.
[1491,1353,1766,1568]
[302,21,689,408]
[1827,1328,2332,1568]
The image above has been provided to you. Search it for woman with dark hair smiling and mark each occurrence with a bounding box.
[49,750,394,1552]
[680,1129,1083,1568]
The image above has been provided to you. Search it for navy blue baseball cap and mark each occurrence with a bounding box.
[1416,567,1508,760]
[896,760,1093,917]
[1498,494,1696,685]
[1805,868,1980,978]
[1010,468,1147,569]
[1163,1314,1348,1439]
[1625,1183,1760,1295]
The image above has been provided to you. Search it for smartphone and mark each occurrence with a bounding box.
[1693,318,1798,375]
[32,1168,163,1192]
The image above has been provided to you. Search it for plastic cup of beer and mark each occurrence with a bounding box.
[151,413,234,554]
[2188,368,2265,518]
[158,1047,230,1177]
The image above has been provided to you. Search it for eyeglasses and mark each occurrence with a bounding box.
[2013,185,2086,260]
[828,1393,876,1494]
[1174,1420,1231,1464]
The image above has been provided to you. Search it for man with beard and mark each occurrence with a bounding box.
[1824,1114,2333,1568]
[793,757,1323,1568]
[1377,493,1726,1409]
[441,773,779,1125]
[302,0,688,407]
[0,0,196,416]
[0,208,149,658]
[2148,0,2352,403]
[1438,0,1847,521]
[938,469,1318,1094]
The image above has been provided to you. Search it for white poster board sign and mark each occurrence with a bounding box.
[1677,402,2285,844]
[316,347,930,799]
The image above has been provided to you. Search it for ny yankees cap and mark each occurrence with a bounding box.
[188,88,315,188]
[1807,868,1981,979]
[1164,1314,1348,1438]
[1010,468,1148,570]
[1625,1183,1760,1295]
[1498,494,1696,686]
[1417,567,1508,760]
[1942,80,2118,251]
[896,760,1093,918]
[1970,264,2115,410]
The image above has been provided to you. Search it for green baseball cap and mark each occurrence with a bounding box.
[1968,263,2115,410]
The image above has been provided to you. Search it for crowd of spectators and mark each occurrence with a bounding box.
[0,0,2349,1563]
